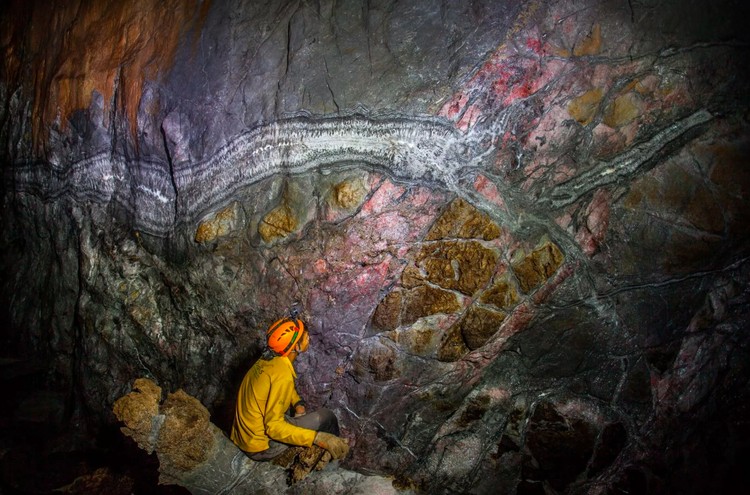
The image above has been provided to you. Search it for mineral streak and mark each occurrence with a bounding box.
[5,109,711,237]
[6,115,466,236]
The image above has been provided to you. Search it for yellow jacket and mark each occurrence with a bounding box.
[230,355,316,453]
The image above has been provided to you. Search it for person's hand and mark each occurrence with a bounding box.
[294,404,306,417]
[313,431,349,459]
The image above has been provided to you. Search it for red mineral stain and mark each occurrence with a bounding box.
[457,104,483,132]
[439,93,470,120]
[361,181,405,215]
[313,259,328,275]
[526,37,543,55]
[473,175,507,211]
[575,190,611,256]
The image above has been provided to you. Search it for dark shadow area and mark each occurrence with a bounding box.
[0,357,189,495]
[210,345,263,434]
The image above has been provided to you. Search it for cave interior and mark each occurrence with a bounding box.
[1,0,750,494]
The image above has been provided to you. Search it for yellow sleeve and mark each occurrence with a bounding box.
[291,387,303,408]
[264,367,316,447]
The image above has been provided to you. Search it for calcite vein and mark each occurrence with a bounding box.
[540,109,713,209]
[6,109,713,238]
[6,115,476,236]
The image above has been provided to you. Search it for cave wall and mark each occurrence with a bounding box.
[1,0,750,493]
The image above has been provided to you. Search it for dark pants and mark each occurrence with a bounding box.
[248,408,340,461]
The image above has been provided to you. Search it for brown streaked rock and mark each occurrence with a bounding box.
[259,203,298,242]
[603,93,641,128]
[660,165,695,206]
[194,203,241,244]
[573,23,602,56]
[425,198,501,241]
[513,242,565,293]
[401,264,425,289]
[481,273,521,310]
[437,324,470,362]
[330,179,368,210]
[625,162,724,235]
[623,175,660,210]
[372,290,403,332]
[390,323,440,356]
[402,285,461,325]
[2,0,207,151]
[684,184,725,235]
[460,305,507,350]
[417,241,498,296]
[368,344,399,382]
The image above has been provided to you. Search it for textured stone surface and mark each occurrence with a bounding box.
[194,203,243,244]
[113,378,402,494]
[425,198,502,241]
[523,401,600,491]
[157,390,213,473]
[458,305,507,351]
[259,203,299,243]
[416,241,498,296]
[512,242,565,294]
[481,271,521,310]
[112,378,163,454]
[2,0,750,494]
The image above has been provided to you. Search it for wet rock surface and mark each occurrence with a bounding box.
[2,0,750,493]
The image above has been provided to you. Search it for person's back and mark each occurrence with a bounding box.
[231,353,316,453]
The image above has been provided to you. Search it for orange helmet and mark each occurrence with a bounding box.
[266,317,306,356]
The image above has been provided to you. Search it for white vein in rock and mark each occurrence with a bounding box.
[4,110,713,237]
[6,115,473,236]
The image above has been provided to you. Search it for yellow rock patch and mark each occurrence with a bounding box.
[417,241,498,296]
[372,291,403,331]
[112,378,162,453]
[402,285,462,325]
[259,203,298,242]
[390,323,439,356]
[113,379,213,475]
[512,241,565,293]
[573,23,602,56]
[568,88,604,125]
[481,273,521,310]
[194,203,239,244]
[157,390,213,473]
[603,93,641,128]
[331,179,367,210]
[425,198,501,241]
[459,305,507,350]
[437,324,470,363]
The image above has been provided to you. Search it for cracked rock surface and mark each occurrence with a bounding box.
[1,0,750,494]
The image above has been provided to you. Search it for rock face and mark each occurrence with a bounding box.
[1,0,750,494]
